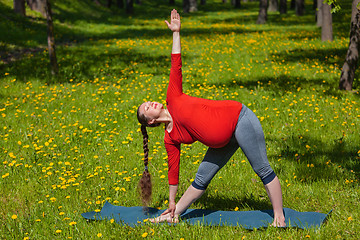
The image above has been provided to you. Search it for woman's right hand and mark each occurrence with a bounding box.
[149,201,178,223]
[161,201,176,218]
[165,9,181,32]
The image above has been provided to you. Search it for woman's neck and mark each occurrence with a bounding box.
[156,109,173,132]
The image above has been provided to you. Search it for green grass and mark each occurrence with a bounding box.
[1,0,359,239]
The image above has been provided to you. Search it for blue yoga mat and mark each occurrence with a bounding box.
[82,201,330,229]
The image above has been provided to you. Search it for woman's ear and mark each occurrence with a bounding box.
[147,119,156,126]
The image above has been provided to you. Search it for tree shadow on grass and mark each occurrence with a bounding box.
[1,32,178,85]
[191,74,344,98]
[267,133,360,182]
[273,48,348,66]
[195,193,272,211]
[0,2,48,51]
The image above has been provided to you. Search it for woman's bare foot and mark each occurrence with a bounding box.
[149,212,179,223]
[272,216,286,227]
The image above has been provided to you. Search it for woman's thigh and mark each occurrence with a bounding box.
[193,136,239,189]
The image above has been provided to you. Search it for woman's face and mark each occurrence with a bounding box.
[138,101,164,124]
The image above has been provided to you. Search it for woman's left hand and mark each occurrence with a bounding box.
[165,9,181,32]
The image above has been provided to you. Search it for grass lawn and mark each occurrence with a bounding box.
[0,0,359,239]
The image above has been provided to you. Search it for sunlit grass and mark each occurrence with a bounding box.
[0,0,359,239]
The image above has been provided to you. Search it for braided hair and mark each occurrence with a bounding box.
[138,125,152,205]
[137,107,152,205]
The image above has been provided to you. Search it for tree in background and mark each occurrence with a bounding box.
[268,0,278,12]
[18,0,58,75]
[316,0,323,27]
[279,0,287,14]
[321,1,333,41]
[27,0,46,15]
[339,0,360,90]
[44,0,58,75]
[256,0,267,24]
[183,0,197,13]
[14,0,26,16]
[125,0,133,13]
[232,0,241,9]
[295,0,305,16]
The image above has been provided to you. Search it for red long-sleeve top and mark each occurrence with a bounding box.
[165,54,242,185]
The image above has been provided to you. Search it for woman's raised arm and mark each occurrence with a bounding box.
[165,9,181,54]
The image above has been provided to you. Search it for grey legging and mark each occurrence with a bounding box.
[191,104,276,190]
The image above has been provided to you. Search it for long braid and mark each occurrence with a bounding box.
[138,125,152,205]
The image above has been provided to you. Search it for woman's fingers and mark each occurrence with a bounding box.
[161,209,170,216]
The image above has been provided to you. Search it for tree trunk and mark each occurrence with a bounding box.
[27,0,46,17]
[321,2,333,41]
[233,0,241,8]
[295,0,304,16]
[290,0,295,10]
[126,0,133,14]
[117,0,124,8]
[316,0,323,27]
[14,0,26,16]
[279,0,287,14]
[183,0,197,13]
[268,0,278,12]
[189,0,198,12]
[339,0,360,90]
[183,0,189,13]
[93,0,102,6]
[44,0,58,75]
[256,0,268,24]
[107,0,112,8]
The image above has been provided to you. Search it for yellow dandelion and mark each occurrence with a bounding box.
[347,216,353,221]
[142,232,148,238]
[56,230,62,233]
[69,221,77,226]
[2,173,9,178]
[97,233,102,237]
[160,175,165,179]
[234,207,239,211]
[11,214,17,220]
